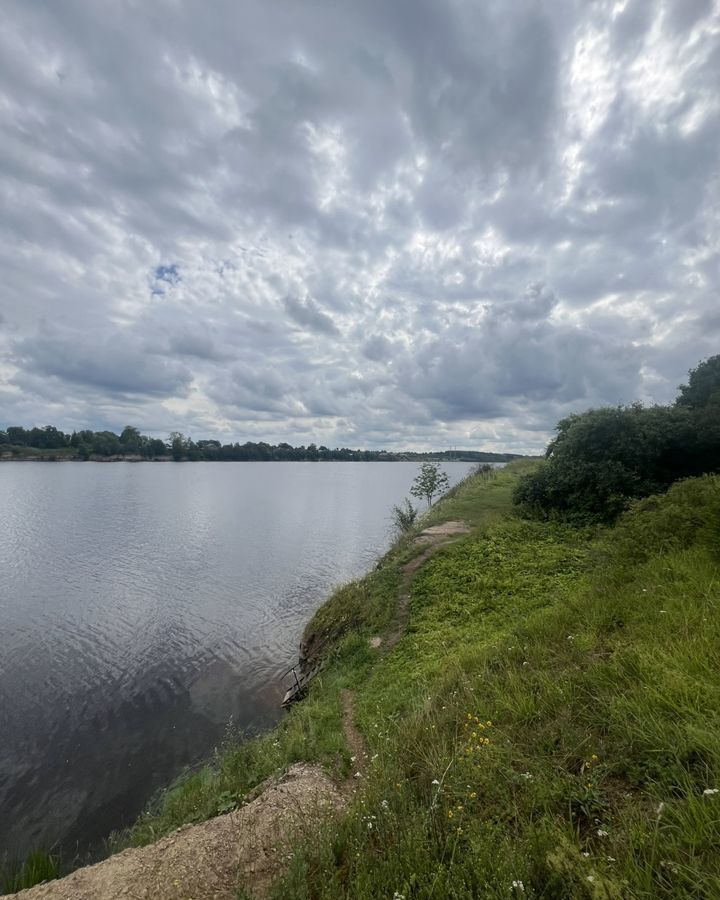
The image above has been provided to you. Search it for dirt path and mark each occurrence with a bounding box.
[383,520,470,651]
[340,689,369,785]
[5,765,344,900]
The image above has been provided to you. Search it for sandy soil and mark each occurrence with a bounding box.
[5,764,344,900]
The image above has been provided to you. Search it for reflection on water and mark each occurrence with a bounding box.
[0,461,471,856]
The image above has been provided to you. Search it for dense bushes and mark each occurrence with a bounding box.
[514,356,720,522]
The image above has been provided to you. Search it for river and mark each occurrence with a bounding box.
[0,460,472,859]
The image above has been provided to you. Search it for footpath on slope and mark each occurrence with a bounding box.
[6,521,468,900]
[382,520,470,651]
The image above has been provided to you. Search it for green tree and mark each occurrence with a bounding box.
[119,425,143,454]
[513,403,695,522]
[677,355,720,409]
[147,438,167,458]
[169,432,187,461]
[410,462,450,507]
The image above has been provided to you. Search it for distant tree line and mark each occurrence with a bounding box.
[513,355,720,523]
[0,425,521,463]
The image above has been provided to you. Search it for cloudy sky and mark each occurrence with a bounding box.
[0,0,718,453]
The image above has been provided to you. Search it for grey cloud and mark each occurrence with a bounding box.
[282,296,340,336]
[167,331,231,362]
[362,335,395,363]
[14,326,192,398]
[0,0,719,452]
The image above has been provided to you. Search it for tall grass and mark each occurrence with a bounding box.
[0,851,61,894]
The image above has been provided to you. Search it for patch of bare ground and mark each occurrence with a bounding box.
[412,520,471,543]
[4,765,344,900]
[340,689,369,789]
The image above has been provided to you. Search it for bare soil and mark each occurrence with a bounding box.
[5,765,344,900]
[340,689,369,784]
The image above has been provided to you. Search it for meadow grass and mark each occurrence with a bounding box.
[115,463,720,898]
[268,473,720,899]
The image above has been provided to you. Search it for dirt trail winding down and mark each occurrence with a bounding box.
[383,520,470,651]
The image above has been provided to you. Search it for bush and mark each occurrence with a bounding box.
[391,498,419,533]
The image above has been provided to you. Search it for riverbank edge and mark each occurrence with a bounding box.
[1,460,517,894]
[0,454,520,463]
[8,461,720,897]
[110,461,521,848]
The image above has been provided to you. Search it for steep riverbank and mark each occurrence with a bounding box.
[6,461,720,897]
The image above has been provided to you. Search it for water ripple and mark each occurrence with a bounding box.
[0,461,472,856]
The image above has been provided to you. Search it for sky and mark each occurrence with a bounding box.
[0,0,718,454]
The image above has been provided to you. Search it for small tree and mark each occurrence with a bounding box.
[391,497,419,533]
[410,462,450,508]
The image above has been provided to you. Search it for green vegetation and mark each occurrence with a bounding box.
[391,497,420,534]
[269,471,720,899]
[0,424,521,462]
[514,355,720,522]
[103,465,713,894]
[0,851,61,894]
[110,455,719,897]
[411,462,451,508]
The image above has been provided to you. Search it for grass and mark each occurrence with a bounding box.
[0,851,61,894]
[268,471,720,898]
[112,462,720,898]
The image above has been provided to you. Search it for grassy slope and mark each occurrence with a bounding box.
[119,462,720,898]
[271,468,720,899]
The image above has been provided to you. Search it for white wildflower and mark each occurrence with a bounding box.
[586,875,595,883]
[520,772,533,780]
[703,788,719,796]
[581,852,590,858]
[431,778,440,785]
[597,829,609,837]
[381,799,389,809]
[510,880,525,892]
[354,771,363,778]
[607,857,616,862]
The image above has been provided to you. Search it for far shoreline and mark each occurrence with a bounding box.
[0,454,524,464]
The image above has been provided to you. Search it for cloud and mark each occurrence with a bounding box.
[15,324,192,398]
[282,296,340,336]
[0,0,718,452]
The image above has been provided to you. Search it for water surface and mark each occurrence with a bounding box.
[0,461,471,856]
